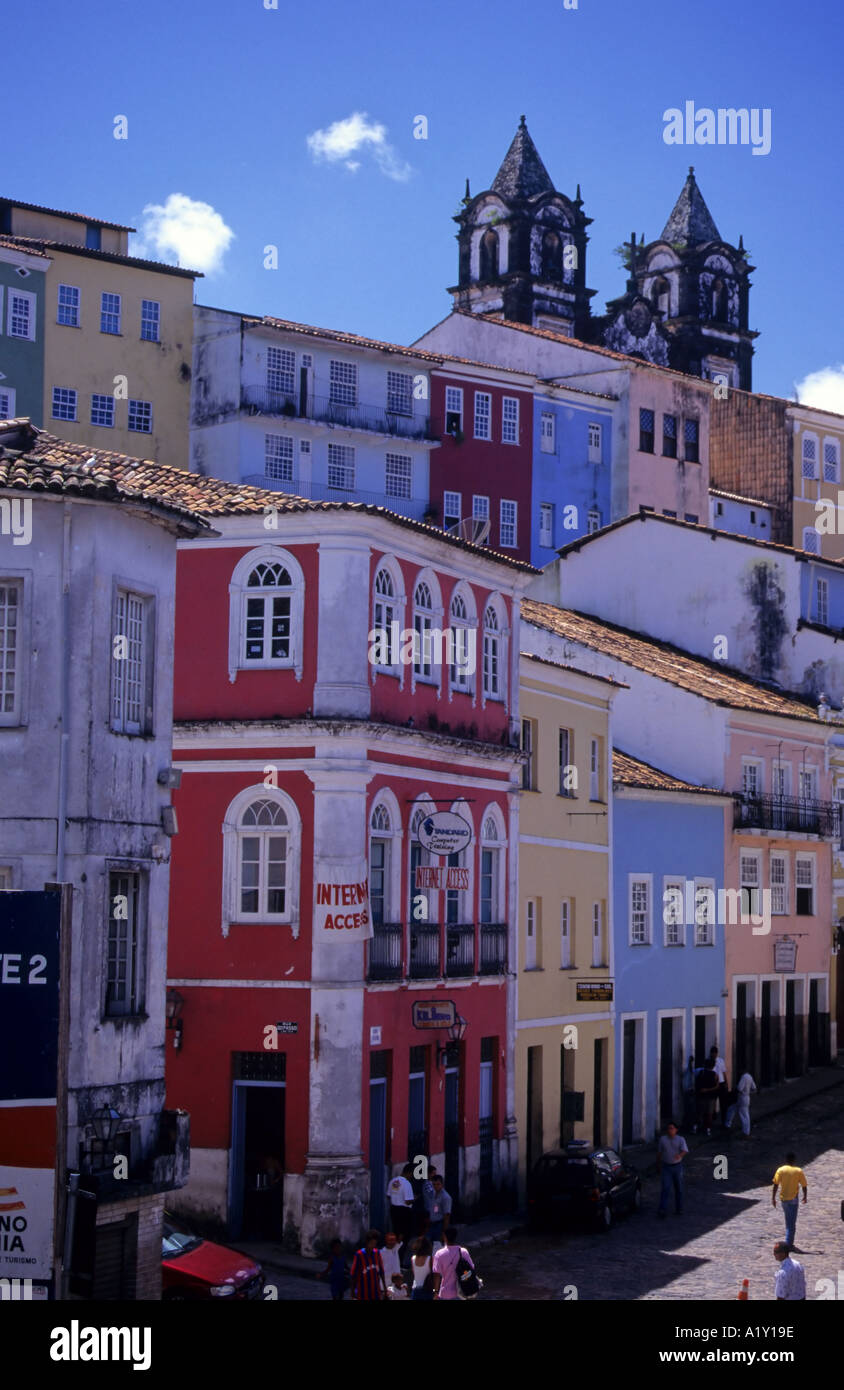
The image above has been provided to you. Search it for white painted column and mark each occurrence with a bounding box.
[313,538,372,718]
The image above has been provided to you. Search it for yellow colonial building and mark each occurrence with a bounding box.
[0,197,199,469]
[515,649,621,1198]
[790,402,844,560]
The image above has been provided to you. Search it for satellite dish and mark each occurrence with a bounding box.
[448,516,490,545]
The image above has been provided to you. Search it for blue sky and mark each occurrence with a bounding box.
[11,0,844,405]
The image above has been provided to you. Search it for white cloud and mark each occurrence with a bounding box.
[132,193,235,273]
[306,112,412,182]
[795,364,844,417]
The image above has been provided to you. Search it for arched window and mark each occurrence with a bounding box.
[221,786,302,933]
[541,230,561,281]
[449,584,477,696]
[445,801,473,929]
[370,802,391,925]
[482,604,501,700]
[479,228,499,281]
[711,278,728,321]
[651,277,670,315]
[413,580,434,681]
[409,800,436,926]
[480,809,507,925]
[372,563,401,671]
[228,546,305,682]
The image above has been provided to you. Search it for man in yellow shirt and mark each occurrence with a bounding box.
[772,1152,808,1250]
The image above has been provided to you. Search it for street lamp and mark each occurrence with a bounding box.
[437,1016,467,1068]
[90,1105,122,1170]
[166,989,184,1049]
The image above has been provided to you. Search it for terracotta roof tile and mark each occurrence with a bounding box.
[0,196,135,232]
[3,235,201,279]
[522,599,831,724]
[0,237,51,260]
[519,649,627,688]
[612,747,724,796]
[709,487,772,509]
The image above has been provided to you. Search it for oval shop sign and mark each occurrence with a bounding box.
[417,811,472,856]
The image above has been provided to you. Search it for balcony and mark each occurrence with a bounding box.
[409,922,441,980]
[367,922,403,981]
[445,924,475,978]
[241,385,433,441]
[479,923,508,975]
[733,793,841,839]
[241,472,431,523]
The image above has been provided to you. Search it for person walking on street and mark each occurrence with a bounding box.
[350,1230,387,1301]
[726,1071,757,1137]
[709,1045,730,1129]
[773,1241,806,1299]
[409,1236,435,1301]
[379,1232,402,1287]
[657,1121,688,1218]
[317,1238,349,1301]
[772,1153,808,1250]
[385,1164,415,1256]
[432,1227,475,1300]
[695,1059,719,1135]
[424,1174,452,1249]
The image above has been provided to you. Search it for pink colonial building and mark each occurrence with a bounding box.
[163,477,536,1254]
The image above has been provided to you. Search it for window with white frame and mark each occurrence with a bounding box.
[795,854,814,915]
[684,418,699,463]
[52,387,77,421]
[265,433,294,482]
[802,526,820,554]
[128,399,152,433]
[740,851,761,917]
[140,299,160,343]
[373,566,399,670]
[591,902,604,966]
[111,589,151,734]
[772,762,791,800]
[521,717,536,790]
[502,397,519,444]
[449,588,474,693]
[267,346,295,395]
[539,503,553,547]
[629,876,651,944]
[413,580,434,681]
[57,284,80,327]
[238,799,290,918]
[474,392,491,440]
[329,358,357,406]
[802,435,818,479]
[327,441,355,490]
[443,490,461,531]
[823,438,841,483]
[445,386,463,436]
[798,765,818,806]
[560,900,572,967]
[410,805,434,923]
[482,603,501,699]
[105,871,142,1016]
[299,438,311,460]
[558,727,573,797]
[0,387,16,419]
[587,508,601,534]
[588,422,602,460]
[473,494,489,522]
[243,560,293,663]
[589,737,601,801]
[816,577,829,626]
[770,852,788,914]
[480,813,503,924]
[386,370,413,416]
[540,411,555,453]
[100,292,121,335]
[369,802,393,924]
[91,393,114,428]
[7,289,35,340]
[694,878,716,945]
[0,581,21,724]
[663,876,685,945]
[500,499,517,548]
[742,759,762,798]
[525,899,538,969]
[385,452,412,499]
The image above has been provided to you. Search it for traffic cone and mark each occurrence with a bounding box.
[737,1279,749,1300]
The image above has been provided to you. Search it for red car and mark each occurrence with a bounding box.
[161,1215,265,1300]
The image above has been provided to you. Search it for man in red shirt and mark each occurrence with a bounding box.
[350,1230,387,1301]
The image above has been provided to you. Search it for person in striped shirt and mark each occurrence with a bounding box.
[350,1231,387,1301]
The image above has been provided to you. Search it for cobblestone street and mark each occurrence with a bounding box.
[478,1088,844,1300]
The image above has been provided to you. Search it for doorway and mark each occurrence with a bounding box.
[526,1045,543,1175]
[785,979,803,1076]
[592,1037,606,1147]
[479,1039,494,1208]
[369,1052,389,1235]
[734,985,755,1079]
[808,978,829,1066]
[760,980,781,1085]
[444,1058,460,1212]
[659,1015,683,1124]
[230,1080,286,1240]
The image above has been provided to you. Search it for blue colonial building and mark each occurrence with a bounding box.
[611,750,731,1148]
[530,383,615,566]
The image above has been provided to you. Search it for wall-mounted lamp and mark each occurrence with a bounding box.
[166,989,185,1049]
[91,1105,122,1166]
[437,1016,467,1069]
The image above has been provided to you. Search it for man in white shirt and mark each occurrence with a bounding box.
[709,1045,730,1129]
[773,1242,806,1299]
[379,1232,402,1285]
[385,1165,415,1254]
[726,1071,757,1137]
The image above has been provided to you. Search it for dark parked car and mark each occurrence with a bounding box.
[527,1143,641,1231]
[161,1214,265,1299]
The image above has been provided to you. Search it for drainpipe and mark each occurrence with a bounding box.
[56,502,71,881]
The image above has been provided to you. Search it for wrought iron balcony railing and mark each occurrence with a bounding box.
[409,922,441,980]
[445,923,475,978]
[367,922,403,981]
[241,386,433,440]
[479,922,508,975]
[733,793,841,838]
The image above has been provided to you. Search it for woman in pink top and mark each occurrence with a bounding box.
[432,1227,474,1300]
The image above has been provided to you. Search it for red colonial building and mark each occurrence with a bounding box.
[164,481,536,1253]
[428,360,535,563]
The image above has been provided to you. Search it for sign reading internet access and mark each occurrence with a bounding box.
[416,812,472,856]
